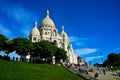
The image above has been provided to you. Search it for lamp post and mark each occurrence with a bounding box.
[89,61,91,66]
[100,52,103,64]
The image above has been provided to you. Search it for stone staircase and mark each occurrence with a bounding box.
[63,65,97,80]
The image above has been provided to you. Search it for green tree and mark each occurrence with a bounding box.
[54,47,67,64]
[38,40,57,63]
[4,40,14,56]
[0,34,7,51]
[103,53,120,66]
[13,38,33,61]
[31,42,42,62]
[29,40,57,63]
[108,53,120,66]
[103,59,109,66]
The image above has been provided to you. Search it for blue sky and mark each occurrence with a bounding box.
[0,0,120,65]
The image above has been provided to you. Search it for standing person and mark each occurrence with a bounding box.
[103,69,106,75]
[94,72,98,79]
[111,66,113,72]
[99,68,102,74]
[16,57,18,61]
[13,57,15,61]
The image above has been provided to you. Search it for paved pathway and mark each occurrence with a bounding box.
[98,71,120,80]
[88,69,120,80]
[64,65,120,80]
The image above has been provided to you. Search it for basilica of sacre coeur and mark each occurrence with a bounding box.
[28,10,78,64]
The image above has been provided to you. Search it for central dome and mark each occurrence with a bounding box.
[40,10,55,27]
[41,17,55,26]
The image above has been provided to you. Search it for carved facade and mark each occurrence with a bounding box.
[29,10,78,64]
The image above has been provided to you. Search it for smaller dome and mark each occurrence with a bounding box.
[61,31,68,38]
[60,25,68,38]
[30,22,40,36]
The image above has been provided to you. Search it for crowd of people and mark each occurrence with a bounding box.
[64,62,120,79]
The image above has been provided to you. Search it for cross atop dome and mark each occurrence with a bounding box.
[62,25,64,32]
[34,21,37,27]
[46,9,49,18]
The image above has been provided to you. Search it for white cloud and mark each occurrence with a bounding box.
[75,42,85,46]
[85,56,103,62]
[69,36,98,42]
[0,24,12,37]
[21,29,30,37]
[69,36,86,46]
[1,4,32,23]
[0,3,36,38]
[69,36,79,42]
[111,48,120,52]
[69,35,99,47]
[75,48,98,56]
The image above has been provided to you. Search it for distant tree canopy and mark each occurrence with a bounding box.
[103,53,120,66]
[0,34,67,64]
[0,34,8,51]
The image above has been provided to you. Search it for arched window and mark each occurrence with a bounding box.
[45,32,47,35]
[53,40,57,46]
[53,30,57,37]
[33,37,36,41]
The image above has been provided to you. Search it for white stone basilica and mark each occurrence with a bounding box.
[29,10,78,64]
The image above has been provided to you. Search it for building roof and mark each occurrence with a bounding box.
[40,10,55,27]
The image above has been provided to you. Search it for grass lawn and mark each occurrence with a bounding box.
[0,60,83,80]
